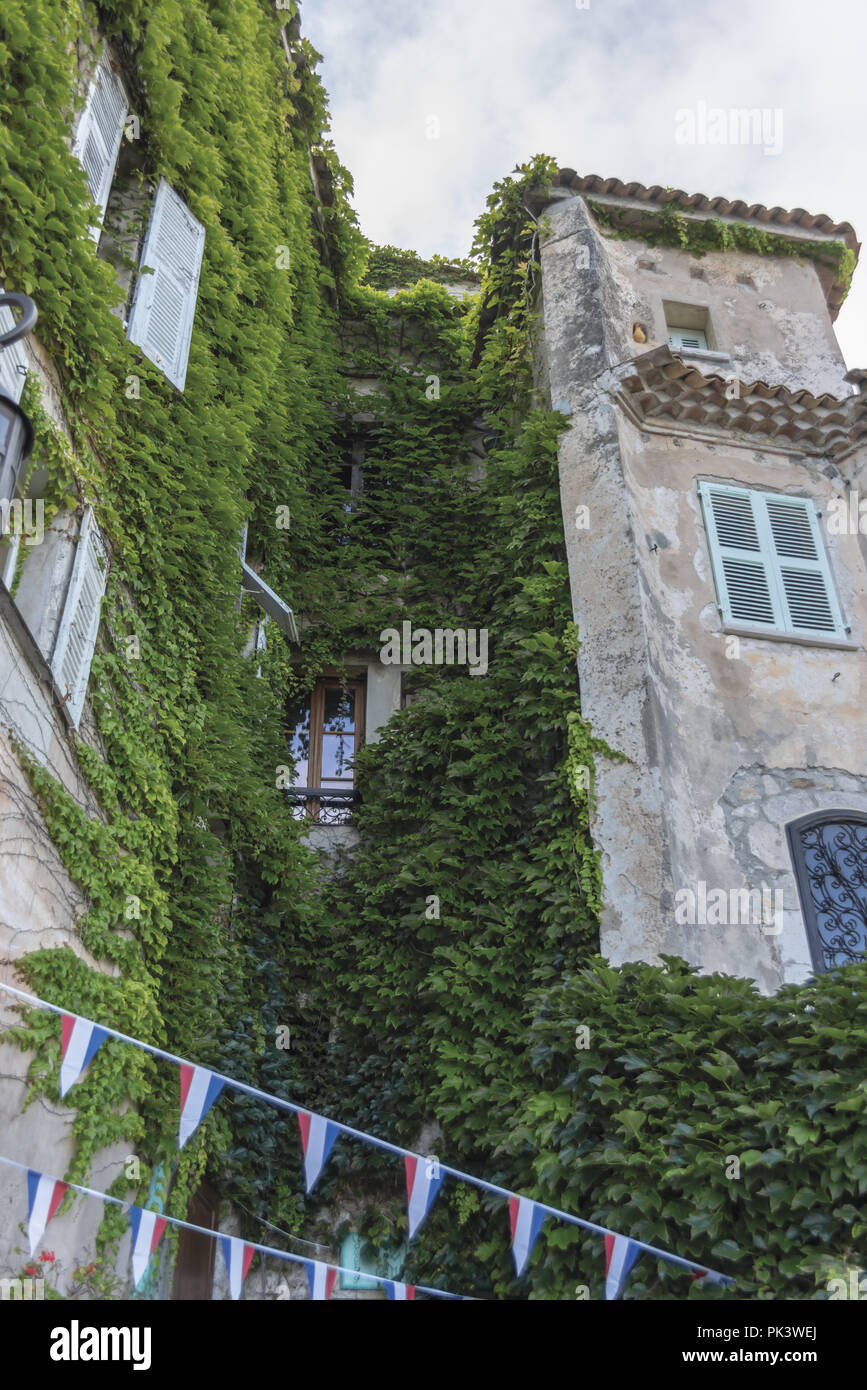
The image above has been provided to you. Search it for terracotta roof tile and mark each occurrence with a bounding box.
[611,345,866,459]
[553,170,859,254]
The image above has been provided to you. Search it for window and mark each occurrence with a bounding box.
[50,505,108,728]
[127,179,205,391]
[787,812,867,972]
[699,482,847,642]
[664,301,713,353]
[286,676,365,823]
[668,325,708,352]
[71,48,128,241]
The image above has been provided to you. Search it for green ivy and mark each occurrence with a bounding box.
[588,198,856,304]
[1,0,864,1306]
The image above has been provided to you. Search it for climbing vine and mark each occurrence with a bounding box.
[1,0,864,1306]
[588,198,857,303]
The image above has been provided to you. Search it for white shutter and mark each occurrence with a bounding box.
[0,291,27,403]
[699,482,846,641]
[71,50,128,241]
[51,506,108,728]
[1,531,20,590]
[669,327,708,352]
[127,179,205,391]
[240,560,298,642]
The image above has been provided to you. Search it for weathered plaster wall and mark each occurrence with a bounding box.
[0,728,131,1295]
[619,421,867,989]
[596,215,851,396]
[539,190,866,990]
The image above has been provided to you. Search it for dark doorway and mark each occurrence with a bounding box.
[172,1183,217,1300]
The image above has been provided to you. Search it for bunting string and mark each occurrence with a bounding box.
[0,1154,468,1301]
[0,980,732,1293]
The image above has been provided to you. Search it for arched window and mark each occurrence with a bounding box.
[787,812,867,972]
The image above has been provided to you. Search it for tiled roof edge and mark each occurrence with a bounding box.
[553,170,860,255]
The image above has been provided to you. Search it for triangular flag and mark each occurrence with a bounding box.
[508,1196,546,1276]
[26,1171,68,1257]
[178,1064,225,1149]
[604,1233,641,1300]
[385,1280,416,1300]
[691,1268,729,1287]
[219,1236,255,1301]
[304,1259,337,1301]
[128,1206,167,1289]
[297,1110,339,1193]
[59,1014,108,1098]
[404,1155,443,1239]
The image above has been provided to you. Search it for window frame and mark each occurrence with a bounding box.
[287,673,366,822]
[786,809,867,974]
[698,480,850,646]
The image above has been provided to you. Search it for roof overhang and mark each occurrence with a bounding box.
[540,170,860,320]
[606,345,867,461]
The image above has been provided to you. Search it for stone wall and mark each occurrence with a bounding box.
[539,188,866,990]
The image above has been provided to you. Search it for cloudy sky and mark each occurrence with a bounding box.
[303,0,866,370]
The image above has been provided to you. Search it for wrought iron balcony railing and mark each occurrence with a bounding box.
[285,786,358,825]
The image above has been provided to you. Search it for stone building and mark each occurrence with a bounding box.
[0,10,865,1304]
[536,172,866,992]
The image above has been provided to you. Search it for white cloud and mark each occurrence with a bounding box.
[304,0,866,367]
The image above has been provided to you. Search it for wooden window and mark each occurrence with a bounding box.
[127,179,205,391]
[699,482,847,642]
[286,676,365,822]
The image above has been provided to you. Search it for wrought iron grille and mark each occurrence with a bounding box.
[789,815,867,971]
[286,786,358,826]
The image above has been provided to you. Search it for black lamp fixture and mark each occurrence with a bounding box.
[0,291,37,509]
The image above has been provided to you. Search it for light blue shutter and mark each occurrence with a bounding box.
[699,482,846,640]
[700,483,778,628]
[71,50,128,240]
[762,494,845,639]
[669,327,708,351]
[127,180,205,391]
[51,506,108,727]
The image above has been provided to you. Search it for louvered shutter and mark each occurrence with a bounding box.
[240,560,298,642]
[763,494,845,638]
[51,507,108,728]
[0,293,27,405]
[669,327,708,352]
[127,180,205,391]
[699,482,846,641]
[71,50,128,241]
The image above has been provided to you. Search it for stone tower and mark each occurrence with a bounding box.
[537,172,866,992]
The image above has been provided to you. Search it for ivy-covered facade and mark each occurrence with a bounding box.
[0,2,865,1302]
